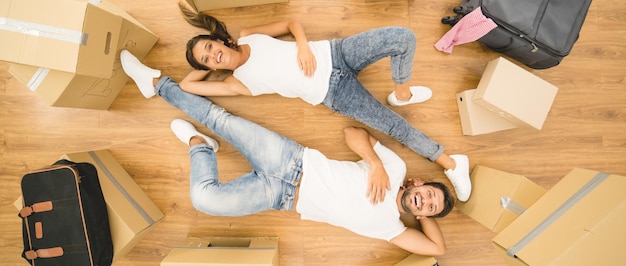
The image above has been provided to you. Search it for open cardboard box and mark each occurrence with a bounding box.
[473,57,559,130]
[456,165,546,233]
[492,168,626,265]
[7,0,158,110]
[161,236,279,266]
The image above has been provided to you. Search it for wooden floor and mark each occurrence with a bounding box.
[1,0,625,265]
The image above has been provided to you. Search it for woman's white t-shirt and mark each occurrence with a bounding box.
[296,142,408,241]
[234,34,332,105]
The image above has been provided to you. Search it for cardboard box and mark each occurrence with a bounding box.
[63,150,165,261]
[473,57,559,130]
[492,168,626,265]
[456,165,546,233]
[161,236,279,266]
[8,1,158,110]
[0,0,122,78]
[456,89,518,136]
[185,0,288,11]
[394,254,438,266]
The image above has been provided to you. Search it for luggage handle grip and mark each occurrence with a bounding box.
[18,201,53,218]
[24,247,64,260]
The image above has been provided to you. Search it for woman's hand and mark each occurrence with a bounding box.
[297,43,317,77]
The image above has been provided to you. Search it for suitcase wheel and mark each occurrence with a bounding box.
[441,15,462,26]
[453,5,474,15]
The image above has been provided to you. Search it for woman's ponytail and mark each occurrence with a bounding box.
[178,1,234,46]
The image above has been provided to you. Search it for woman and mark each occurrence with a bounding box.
[120,4,471,202]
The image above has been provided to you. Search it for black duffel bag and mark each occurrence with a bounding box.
[18,159,113,266]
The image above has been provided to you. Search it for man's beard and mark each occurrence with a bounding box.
[399,188,413,214]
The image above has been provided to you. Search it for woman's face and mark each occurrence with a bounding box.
[192,39,236,70]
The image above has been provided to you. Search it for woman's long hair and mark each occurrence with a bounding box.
[179,1,238,70]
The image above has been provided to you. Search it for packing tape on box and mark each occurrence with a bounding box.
[500,197,526,215]
[0,17,88,45]
[506,172,609,257]
[26,68,50,92]
[87,151,157,224]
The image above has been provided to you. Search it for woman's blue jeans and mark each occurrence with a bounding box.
[156,77,304,216]
[323,26,444,161]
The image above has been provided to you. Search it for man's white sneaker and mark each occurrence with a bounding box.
[444,154,471,202]
[170,119,219,151]
[387,86,433,106]
[120,50,161,98]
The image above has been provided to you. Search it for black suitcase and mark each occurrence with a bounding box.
[442,0,592,69]
[18,160,113,266]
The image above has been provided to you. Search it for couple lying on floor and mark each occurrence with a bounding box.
[120,4,471,256]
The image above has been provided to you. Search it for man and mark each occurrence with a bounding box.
[153,75,455,256]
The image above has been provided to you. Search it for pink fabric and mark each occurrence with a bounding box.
[435,7,497,54]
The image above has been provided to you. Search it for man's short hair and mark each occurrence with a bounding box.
[423,182,455,218]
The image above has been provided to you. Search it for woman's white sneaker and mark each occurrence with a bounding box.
[120,50,161,98]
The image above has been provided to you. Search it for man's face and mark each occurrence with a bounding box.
[400,185,445,218]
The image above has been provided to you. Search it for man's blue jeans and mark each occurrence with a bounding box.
[156,77,304,216]
[323,26,444,161]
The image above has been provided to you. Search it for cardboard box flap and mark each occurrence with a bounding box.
[456,89,517,136]
[493,168,626,265]
[457,165,545,232]
[161,237,279,265]
[182,236,279,249]
[394,254,438,266]
[163,248,277,264]
[551,201,626,265]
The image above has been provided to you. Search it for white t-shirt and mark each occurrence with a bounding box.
[296,142,408,241]
[234,34,332,105]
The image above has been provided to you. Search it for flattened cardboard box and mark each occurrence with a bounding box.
[185,0,288,11]
[456,89,518,136]
[63,150,164,261]
[161,236,279,266]
[394,254,437,266]
[456,165,545,233]
[493,168,626,265]
[473,57,559,130]
[0,0,121,78]
[8,0,158,110]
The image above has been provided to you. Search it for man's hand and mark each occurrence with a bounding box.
[343,126,391,205]
[367,162,391,205]
[403,178,425,189]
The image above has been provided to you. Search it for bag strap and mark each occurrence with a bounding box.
[18,201,53,218]
[24,247,64,260]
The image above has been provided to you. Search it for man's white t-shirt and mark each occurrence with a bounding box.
[296,142,408,241]
[234,34,332,105]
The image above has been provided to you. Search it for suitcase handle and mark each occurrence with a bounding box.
[24,247,64,260]
[18,201,53,218]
